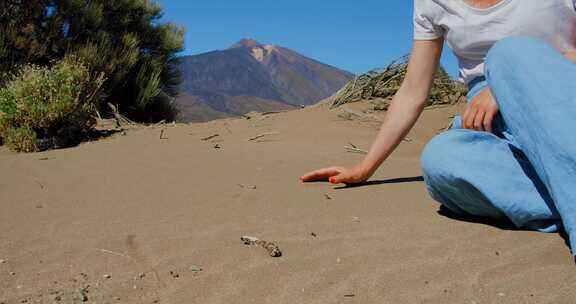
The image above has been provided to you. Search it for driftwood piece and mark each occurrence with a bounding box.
[240,236,282,257]
[108,103,135,126]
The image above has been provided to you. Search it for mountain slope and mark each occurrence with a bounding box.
[176,39,354,122]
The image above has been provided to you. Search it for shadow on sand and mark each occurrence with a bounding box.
[437,205,571,251]
[333,176,424,189]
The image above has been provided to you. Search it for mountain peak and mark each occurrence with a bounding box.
[230,38,261,49]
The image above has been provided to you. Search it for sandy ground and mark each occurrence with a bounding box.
[0,101,574,304]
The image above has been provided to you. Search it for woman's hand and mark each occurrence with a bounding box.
[462,87,499,132]
[300,163,373,185]
[564,51,576,63]
[300,39,445,186]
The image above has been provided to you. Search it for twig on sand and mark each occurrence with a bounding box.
[159,129,168,140]
[34,179,45,190]
[96,248,134,260]
[344,143,368,155]
[247,132,279,142]
[201,134,220,141]
[260,110,289,116]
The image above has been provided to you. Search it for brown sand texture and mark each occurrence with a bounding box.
[0,101,574,303]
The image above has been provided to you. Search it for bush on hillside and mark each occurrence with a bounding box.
[0,57,105,152]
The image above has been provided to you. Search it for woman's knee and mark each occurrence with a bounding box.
[421,130,464,179]
[486,36,551,79]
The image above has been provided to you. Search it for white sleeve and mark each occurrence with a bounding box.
[413,0,445,40]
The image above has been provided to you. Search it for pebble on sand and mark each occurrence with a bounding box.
[79,288,88,302]
[103,274,111,279]
[169,270,180,278]
[189,266,203,272]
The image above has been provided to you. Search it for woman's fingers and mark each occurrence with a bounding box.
[462,87,499,133]
[300,167,343,182]
[329,173,349,184]
[463,105,478,129]
[483,111,495,133]
[472,109,486,131]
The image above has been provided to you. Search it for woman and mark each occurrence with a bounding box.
[301,0,576,259]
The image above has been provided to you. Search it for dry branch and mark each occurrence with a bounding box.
[247,132,279,141]
[201,134,220,141]
[329,55,467,109]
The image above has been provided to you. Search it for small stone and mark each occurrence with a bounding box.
[324,194,332,200]
[10,271,16,275]
[169,270,180,278]
[189,266,202,272]
[424,281,429,285]
[79,288,88,302]
[54,296,62,301]
[249,185,257,190]
[336,258,341,263]
[0,259,5,264]
[103,274,111,279]
[495,251,500,256]
[310,232,317,237]
[20,299,28,303]
[139,272,146,279]
[352,217,360,222]
[498,292,506,297]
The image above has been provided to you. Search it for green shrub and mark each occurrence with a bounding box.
[0,57,105,152]
[4,126,38,153]
[1,0,184,123]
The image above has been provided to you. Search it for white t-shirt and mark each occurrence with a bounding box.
[413,0,576,84]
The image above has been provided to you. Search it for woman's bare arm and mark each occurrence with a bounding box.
[300,38,445,184]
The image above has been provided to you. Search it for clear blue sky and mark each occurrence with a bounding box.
[158,0,459,77]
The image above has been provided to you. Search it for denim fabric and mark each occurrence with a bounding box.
[421,36,576,254]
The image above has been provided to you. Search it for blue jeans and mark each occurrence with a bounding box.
[421,37,576,256]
